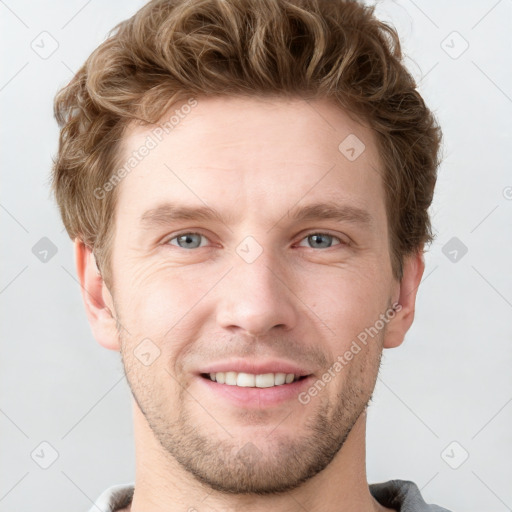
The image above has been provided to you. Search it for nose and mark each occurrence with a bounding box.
[216,251,299,338]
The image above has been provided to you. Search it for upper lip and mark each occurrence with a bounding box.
[198,359,313,377]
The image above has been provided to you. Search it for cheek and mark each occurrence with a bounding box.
[116,261,218,339]
[301,265,386,342]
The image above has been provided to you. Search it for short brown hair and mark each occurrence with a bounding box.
[52,0,442,286]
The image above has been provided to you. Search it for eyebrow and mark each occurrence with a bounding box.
[140,201,373,229]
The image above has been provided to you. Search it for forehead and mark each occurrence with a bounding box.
[114,95,386,230]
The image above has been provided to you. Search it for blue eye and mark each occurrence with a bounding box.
[168,232,208,249]
[297,233,343,249]
[166,231,346,250]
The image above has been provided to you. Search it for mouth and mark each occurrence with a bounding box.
[200,371,309,388]
[197,370,314,408]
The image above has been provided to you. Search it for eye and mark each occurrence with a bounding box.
[166,232,209,249]
[164,231,348,251]
[297,232,346,249]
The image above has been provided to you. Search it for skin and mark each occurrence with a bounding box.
[76,95,425,512]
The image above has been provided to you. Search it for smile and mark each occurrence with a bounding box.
[202,371,306,388]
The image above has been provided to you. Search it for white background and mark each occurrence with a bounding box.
[1,1,511,511]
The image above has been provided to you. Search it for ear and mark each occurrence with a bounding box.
[383,249,425,349]
[74,239,121,351]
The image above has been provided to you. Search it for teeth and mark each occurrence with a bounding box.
[237,372,255,387]
[274,373,286,385]
[206,371,301,387]
[225,371,237,385]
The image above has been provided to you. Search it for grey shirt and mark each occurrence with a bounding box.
[87,480,453,511]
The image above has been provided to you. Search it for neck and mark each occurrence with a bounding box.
[126,400,391,512]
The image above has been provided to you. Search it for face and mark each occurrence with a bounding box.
[106,95,401,494]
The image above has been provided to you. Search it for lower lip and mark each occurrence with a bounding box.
[197,375,313,408]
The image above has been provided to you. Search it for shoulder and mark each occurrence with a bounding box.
[369,479,453,511]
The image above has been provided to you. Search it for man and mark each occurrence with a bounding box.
[52,0,450,510]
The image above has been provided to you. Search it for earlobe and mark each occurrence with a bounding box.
[382,249,426,349]
[74,239,121,351]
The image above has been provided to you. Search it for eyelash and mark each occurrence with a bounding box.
[164,230,349,250]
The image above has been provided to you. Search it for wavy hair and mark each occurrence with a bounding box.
[52,0,442,286]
